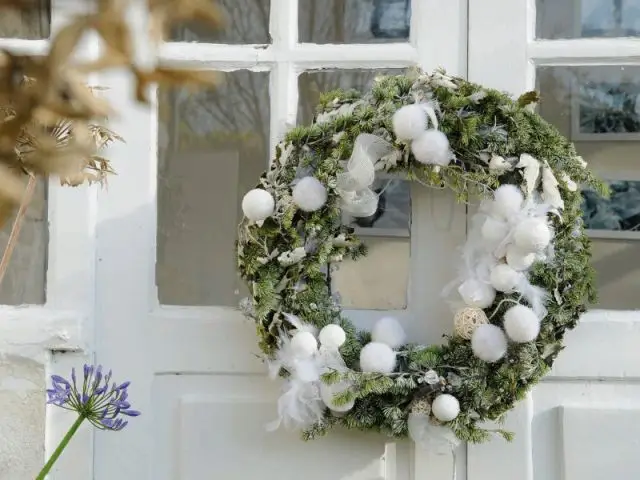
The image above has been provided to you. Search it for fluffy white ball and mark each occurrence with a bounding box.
[513,217,551,253]
[371,316,406,349]
[319,324,346,349]
[292,176,327,212]
[241,189,275,222]
[504,305,540,343]
[491,184,523,219]
[481,216,510,245]
[290,331,318,359]
[458,278,496,309]
[411,129,451,166]
[359,342,397,373]
[471,324,507,362]
[490,264,522,293]
[392,104,428,141]
[431,394,460,422]
[320,380,355,412]
[506,245,536,271]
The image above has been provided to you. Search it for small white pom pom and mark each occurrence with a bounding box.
[292,176,327,212]
[359,342,397,373]
[392,104,428,141]
[320,380,355,412]
[290,331,318,359]
[411,129,451,166]
[492,184,524,219]
[371,316,406,349]
[471,324,507,362]
[506,245,536,271]
[241,189,275,222]
[490,264,522,293]
[319,324,346,349]
[432,394,460,422]
[481,216,510,245]
[513,217,551,253]
[458,279,496,308]
[504,305,540,343]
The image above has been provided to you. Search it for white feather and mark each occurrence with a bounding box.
[541,162,564,211]
[266,379,325,432]
[516,153,541,197]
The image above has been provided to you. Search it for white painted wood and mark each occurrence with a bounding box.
[530,38,640,65]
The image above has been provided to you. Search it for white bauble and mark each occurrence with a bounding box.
[290,331,318,359]
[458,279,496,309]
[411,129,451,166]
[471,324,507,362]
[513,217,551,253]
[292,176,328,212]
[481,216,509,245]
[318,324,346,349]
[506,245,536,271]
[392,104,428,141]
[241,189,275,222]
[320,380,355,412]
[491,184,523,219]
[371,316,406,349]
[504,305,540,343]
[489,264,522,293]
[431,394,460,422]
[359,342,397,373]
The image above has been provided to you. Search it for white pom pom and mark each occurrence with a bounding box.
[513,217,551,253]
[481,216,510,245]
[241,189,275,222]
[432,394,460,422]
[492,184,524,219]
[290,331,318,359]
[471,324,507,362]
[458,279,496,309]
[392,104,428,141]
[504,305,540,343]
[359,342,397,373]
[506,245,536,271]
[489,264,522,293]
[292,176,327,212]
[320,380,355,412]
[411,129,451,166]
[319,324,346,349]
[371,317,406,349]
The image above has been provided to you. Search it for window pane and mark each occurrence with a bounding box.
[299,0,410,43]
[0,178,47,305]
[0,0,50,39]
[157,71,269,306]
[298,69,410,310]
[536,0,640,39]
[537,65,640,309]
[170,0,270,44]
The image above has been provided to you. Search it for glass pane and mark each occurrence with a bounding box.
[0,178,47,305]
[170,0,270,44]
[537,65,640,309]
[157,71,269,306]
[299,0,410,43]
[0,0,50,39]
[537,0,640,39]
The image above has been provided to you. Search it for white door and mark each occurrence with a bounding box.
[468,1,640,479]
[90,0,472,479]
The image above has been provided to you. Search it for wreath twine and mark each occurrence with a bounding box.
[236,68,605,446]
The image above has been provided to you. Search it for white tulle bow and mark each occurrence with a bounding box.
[336,133,397,217]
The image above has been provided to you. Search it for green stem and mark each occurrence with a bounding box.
[35,415,85,480]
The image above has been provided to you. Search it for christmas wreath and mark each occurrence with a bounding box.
[236,69,604,447]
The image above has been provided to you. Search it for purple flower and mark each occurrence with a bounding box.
[46,364,140,431]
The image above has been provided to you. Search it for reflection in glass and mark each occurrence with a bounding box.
[0,0,49,39]
[582,180,640,231]
[156,72,269,306]
[537,0,640,39]
[170,0,270,44]
[590,239,640,309]
[298,0,410,44]
[0,179,47,305]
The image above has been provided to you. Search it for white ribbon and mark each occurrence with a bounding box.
[336,133,397,217]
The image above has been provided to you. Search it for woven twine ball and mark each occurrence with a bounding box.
[454,307,489,340]
[410,397,432,416]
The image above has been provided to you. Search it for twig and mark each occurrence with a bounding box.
[0,174,36,286]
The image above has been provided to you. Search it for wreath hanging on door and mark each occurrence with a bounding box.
[236,69,604,447]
